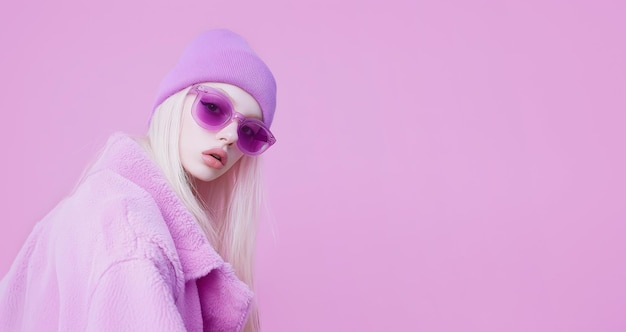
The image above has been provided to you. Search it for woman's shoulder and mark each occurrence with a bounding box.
[50,167,173,261]
[36,133,183,280]
[70,163,179,259]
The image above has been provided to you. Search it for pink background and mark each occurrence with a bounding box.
[1,0,625,331]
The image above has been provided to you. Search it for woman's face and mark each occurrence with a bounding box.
[179,82,262,182]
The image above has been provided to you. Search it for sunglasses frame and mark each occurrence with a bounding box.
[190,85,276,156]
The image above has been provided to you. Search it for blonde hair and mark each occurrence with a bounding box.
[144,87,262,331]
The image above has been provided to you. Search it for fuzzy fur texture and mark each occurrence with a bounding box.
[0,133,252,331]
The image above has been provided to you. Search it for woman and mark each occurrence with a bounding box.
[0,29,276,332]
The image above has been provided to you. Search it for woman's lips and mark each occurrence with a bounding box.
[201,148,228,169]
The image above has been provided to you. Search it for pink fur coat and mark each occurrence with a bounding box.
[0,133,252,331]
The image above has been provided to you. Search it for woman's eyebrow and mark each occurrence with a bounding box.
[213,87,238,107]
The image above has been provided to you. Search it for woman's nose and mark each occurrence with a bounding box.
[216,121,239,145]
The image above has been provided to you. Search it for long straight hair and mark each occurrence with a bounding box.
[144,87,262,331]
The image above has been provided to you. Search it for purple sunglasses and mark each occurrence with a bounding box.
[190,85,276,156]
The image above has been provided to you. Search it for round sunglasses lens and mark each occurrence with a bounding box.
[195,94,230,127]
[238,123,270,154]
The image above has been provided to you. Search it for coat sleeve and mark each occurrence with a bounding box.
[86,258,186,331]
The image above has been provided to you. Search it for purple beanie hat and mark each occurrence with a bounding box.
[153,29,277,127]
